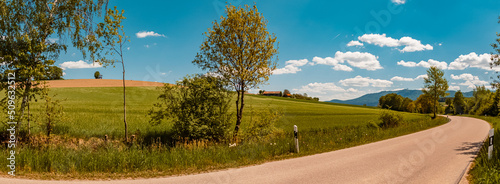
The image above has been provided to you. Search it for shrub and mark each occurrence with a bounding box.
[148,74,232,142]
[378,110,403,128]
[242,107,283,142]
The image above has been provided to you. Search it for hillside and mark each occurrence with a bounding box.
[328,89,473,107]
[45,79,165,88]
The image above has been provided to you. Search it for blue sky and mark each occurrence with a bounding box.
[57,0,500,101]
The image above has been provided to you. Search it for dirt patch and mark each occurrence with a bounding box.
[45,79,165,88]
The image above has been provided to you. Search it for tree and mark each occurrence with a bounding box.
[445,98,454,114]
[283,89,291,97]
[491,16,500,88]
[90,6,130,141]
[0,0,112,137]
[422,66,449,118]
[453,90,465,115]
[43,66,64,80]
[193,5,278,141]
[416,93,435,114]
[148,75,232,142]
[94,71,101,79]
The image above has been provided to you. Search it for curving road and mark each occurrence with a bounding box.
[0,116,491,184]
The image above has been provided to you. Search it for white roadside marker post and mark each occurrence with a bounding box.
[294,125,299,154]
[489,128,494,160]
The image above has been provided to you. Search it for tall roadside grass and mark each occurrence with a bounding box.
[0,116,447,179]
[466,115,500,183]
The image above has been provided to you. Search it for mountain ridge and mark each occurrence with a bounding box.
[328,89,473,107]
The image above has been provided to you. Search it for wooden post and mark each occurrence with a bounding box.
[294,125,299,153]
[489,128,494,160]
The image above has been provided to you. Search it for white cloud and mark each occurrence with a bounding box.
[390,76,414,81]
[311,57,353,71]
[415,74,428,80]
[136,31,166,38]
[312,51,383,71]
[450,73,489,88]
[339,75,393,87]
[448,86,460,91]
[346,40,364,47]
[59,60,102,69]
[144,45,150,48]
[397,59,448,70]
[274,59,309,75]
[357,34,432,52]
[292,82,364,101]
[62,72,67,76]
[448,52,499,71]
[392,0,406,4]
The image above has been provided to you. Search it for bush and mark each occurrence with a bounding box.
[148,74,232,142]
[242,107,283,142]
[378,110,403,128]
[94,71,100,79]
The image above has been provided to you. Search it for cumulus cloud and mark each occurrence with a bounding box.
[273,59,309,75]
[448,86,460,91]
[346,40,364,47]
[59,60,102,69]
[312,51,383,71]
[390,76,414,81]
[448,52,499,71]
[292,82,363,101]
[357,34,432,52]
[397,59,448,70]
[136,31,166,38]
[339,76,393,87]
[450,73,489,88]
[311,57,353,71]
[392,0,406,4]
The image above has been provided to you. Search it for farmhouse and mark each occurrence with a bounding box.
[262,91,282,97]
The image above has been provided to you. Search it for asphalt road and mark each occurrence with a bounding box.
[0,116,491,184]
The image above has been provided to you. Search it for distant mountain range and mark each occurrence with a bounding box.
[328,89,474,107]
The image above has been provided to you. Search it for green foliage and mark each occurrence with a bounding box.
[283,89,291,97]
[242,107,283,142]
[422,66,449,118]
[193,4,279,138]
[94,71,101,79]
[148,75,232,142]
[0,0,113,133]
[453,90,466,115]
[491,16,500,88]
[291,93,319,101]
[379,93,404,110]
[41,66,64,80]
[378,110,403,128]
[38,87,65,138]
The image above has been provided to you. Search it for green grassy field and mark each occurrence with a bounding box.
[0,87,447,179]
[2,87,421,137]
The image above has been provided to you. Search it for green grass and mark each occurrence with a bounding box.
[465,115,500,184]
[0,87,447,179]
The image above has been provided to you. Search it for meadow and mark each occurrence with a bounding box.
[0,87,447,179]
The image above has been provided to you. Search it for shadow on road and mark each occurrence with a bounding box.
[455,141,483,157]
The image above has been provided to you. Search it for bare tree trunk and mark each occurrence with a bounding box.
[18,77,32,133]
[121,53,127,142]
[233,84,246,141]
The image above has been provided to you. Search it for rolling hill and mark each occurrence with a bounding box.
[328,89,473,107]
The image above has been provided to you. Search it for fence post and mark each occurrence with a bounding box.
[294,125,299,153]
[489,128,494,160]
